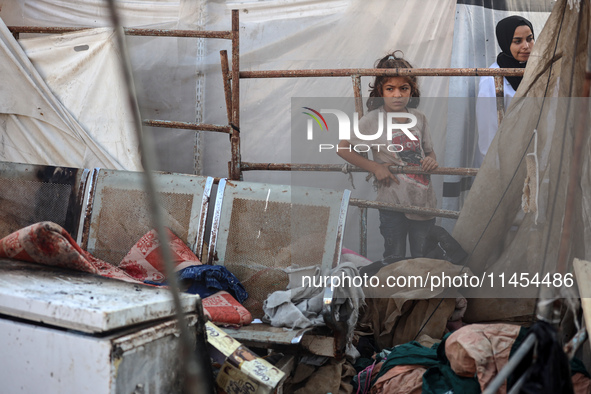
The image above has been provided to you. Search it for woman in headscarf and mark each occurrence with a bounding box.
[476,16,535,163]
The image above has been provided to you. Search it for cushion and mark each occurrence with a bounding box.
[119,227,201,281]
[202,290,252,326]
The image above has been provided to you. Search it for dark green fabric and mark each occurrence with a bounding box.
[571,357,591,378]
[373,335,481,394]
[422,364,481,394]
[374,341,440,381]
[353,357,374,373]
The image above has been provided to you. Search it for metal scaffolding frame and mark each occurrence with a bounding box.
[8,10,524,257]
[8,10,241,179]
[228,52,523,255]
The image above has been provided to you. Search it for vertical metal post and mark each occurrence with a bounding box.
[230,9,241,180]
[351,74,368,159]
[359,207,367,257]
[494,75,505,126]
[220,50,233,125]
[352,75,364,118]
[105,1,212,392]
[353,74,368,253]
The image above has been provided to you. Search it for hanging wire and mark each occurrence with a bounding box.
[104,1,212,393]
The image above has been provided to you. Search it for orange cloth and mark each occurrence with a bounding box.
[445,323,522,393]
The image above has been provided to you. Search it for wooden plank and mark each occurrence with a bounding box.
[221,324,335,357]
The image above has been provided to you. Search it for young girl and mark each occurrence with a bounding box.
[337,52,438,260]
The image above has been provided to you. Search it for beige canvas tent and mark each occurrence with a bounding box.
[454,0,591,323]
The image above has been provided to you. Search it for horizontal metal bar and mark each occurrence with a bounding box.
[143,119,231,133]
[349,198,460,219]
[7,26,232,39]
[241,162,478,176]
[239,68,525,79]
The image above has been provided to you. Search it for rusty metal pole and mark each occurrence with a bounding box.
[230,10,241,180]
[240,162,479,176]
[220,50,233,125]
[143,119,231,133]
[494,75,505,127]
[240,67,525,79]
[351,74,368,160]
[8,25,233,38]
[349,198,460,219]
[359,207,368,257]
[352,75,364,118]
[352,74,369,252]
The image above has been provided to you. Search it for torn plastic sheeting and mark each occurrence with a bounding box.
[19,27,142,171]
[0,17,130,170]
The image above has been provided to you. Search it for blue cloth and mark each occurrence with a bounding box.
[145,265,248,303]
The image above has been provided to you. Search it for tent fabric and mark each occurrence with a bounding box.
[0,1,580,271]
[18,28,142,171]
[0,0,204,174]
[357,258,469,349]
[452,0,590,319]
[0,18,129,169]
[441,2,551,231]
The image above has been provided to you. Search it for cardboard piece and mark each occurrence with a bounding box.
[206,321,285,394]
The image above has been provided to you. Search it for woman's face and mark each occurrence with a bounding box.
[510,25,534,62]
[381,77,411,112]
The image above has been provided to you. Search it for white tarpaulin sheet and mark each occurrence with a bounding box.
[0,0,202,173]
[18,28,142,171]
[0,18,132,169]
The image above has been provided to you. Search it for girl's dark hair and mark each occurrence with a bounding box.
[366,51,420,112]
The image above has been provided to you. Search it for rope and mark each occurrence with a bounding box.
[341,163,356,189]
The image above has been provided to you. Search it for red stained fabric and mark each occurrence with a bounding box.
[202,291,252,326]
[0,222,251,326]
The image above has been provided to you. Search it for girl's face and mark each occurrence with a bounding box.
[510,25,534,62]
[381,77,411,112]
